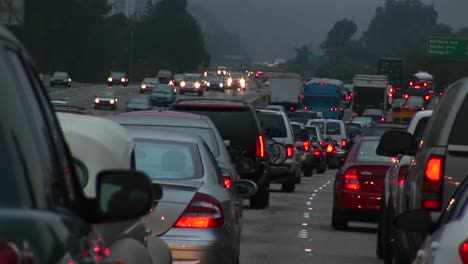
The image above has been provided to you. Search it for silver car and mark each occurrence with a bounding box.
[119,129,256,264]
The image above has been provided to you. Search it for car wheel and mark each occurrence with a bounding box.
[331,207,348,230]
[281,173,296,192]
[317,162,326,174]
[303,164,314,177]
[249,182,269,209]
[296,168,302,184]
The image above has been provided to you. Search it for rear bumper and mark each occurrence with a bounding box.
[336,190,382,212]
[268,160,298,181]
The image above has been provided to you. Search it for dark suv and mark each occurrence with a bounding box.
[0,26,152,263]
[170,99,270,209]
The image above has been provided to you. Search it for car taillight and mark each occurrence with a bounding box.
[319,141,324,146]
[425,95,430,101]
[398,165,409,186]
[289,106,295,111]
[326,144,334,153]
[286,145,294,158]
[344,169,360,190]
[381,117,386,122]
[0,242,19,264]
[223,176,233,189]
[174,192,224,228]
[404,94,409,99]
[459,239,468,264]
[341,139,347,148]
[388,93,393,98]
[422,156,443,210]
[256,135,265,159]
[304,106,309,110]
[303,141,310,152]
[313,147,321,156]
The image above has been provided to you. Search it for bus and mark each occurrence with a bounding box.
[301,78,342,119]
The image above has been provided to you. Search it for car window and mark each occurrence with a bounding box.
[309,121,325,133]
[291,124,301,136]
[306,127,318,139]
[326,122,341,135]
[448,96,468,145]
[134,139,203,179]
[124,125,220,157]
[257,113,287,138]
[291,111,319,119]
[153,85,173,93]
[413,117,430,144]
[354,140,392,163]
[202,142,224,185]
[96,91,114,97]
[438,177,468,226]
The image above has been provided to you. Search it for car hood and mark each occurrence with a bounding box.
[145,179,203,236]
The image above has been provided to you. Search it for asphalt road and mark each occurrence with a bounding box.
[47,81,268,116]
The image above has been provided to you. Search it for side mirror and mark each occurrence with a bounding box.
[224,140,231,147]
[235,158,255,173]
[232,180,257,198]
[393,209,435,233]
[377,131,417,157]
[94,170,153,223]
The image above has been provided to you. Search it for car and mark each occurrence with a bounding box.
[110,110,243,215]
[204,76,226,92]
[307,119,350,167]
[360,123,407,137]
[170,99,271,209]
[401,95,429,110]
[256,109,302,191]
[107,72,129,86]
[304,124,328,174]
[227,72,247,90]
[172,74,184,86]
[125,97,153,112]
[119,129,257,264]
[57,112,172,264]
[156,69,173,84]
[331,136,393,230]
[140,77,159,93]
[376,77,468,262]
[362,108,386,123]
[290,121,325,176]
[290,110,324,120]
[351,116,374,127]
[179,73,204,96]
[49,71,71,87]
[0,25,152,263]
[262,105,287,113]
[393,175,468,264]
[54,104,93,115]
[150,84,177,106]
[375,110,432,263]
[345,121,364,145]
[94,90,118,110]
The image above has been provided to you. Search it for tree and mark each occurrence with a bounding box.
[320,19,357,57]
[144,0,154,18]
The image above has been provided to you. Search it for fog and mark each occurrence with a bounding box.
[189,0,468,61]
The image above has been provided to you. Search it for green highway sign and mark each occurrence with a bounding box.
[426,37,468,58]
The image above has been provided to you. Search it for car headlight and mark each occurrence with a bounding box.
[94,98,100,103]
[107,77,112,82]
[110,99,115,104]
[195,82,201,88]
[206,82,210,87]
[68,78,72,82]
[180,81,186,87]
[219,83,224,87]
[174,88,177,93]
[141,84,146,89]
[121,78,126,82]
[227,78,232,86]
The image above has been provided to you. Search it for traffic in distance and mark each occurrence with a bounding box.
[2,0,468,263]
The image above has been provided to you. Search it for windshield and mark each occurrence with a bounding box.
[152,85,173,93]
[143,78,158,84]
[208,77,223,82]
[111,72,125,78]
[134,139,202,179]
[184,74,201,81]
[291,111,320,119]
[406,96,424,106]
[325,122,341,135]
[53,72,67,77]
[257,113,287,138]
[354,140,392,163]
[96,91,114,97]
[308,121,325,134]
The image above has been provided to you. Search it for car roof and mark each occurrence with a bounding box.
[110,110,213,128]
[128,127,204,145]
[290,121,305,127]
[366,123,406,129]
[172,99,250,110]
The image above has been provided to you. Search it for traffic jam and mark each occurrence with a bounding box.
[2,0,468,263]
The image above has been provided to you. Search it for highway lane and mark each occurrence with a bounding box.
[240,170,380,264]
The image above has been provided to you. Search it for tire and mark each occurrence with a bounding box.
[281,172,296,192]
[303,164,313,177]
[296,168,302,183]
[249,182,269,209]
[317,163,326,174]
[331,207,348,230]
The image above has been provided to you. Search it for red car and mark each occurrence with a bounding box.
[331,136,393,230]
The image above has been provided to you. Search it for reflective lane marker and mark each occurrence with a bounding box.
[306,201,312,206]
[303,212,310,219]
[297,229,309,238]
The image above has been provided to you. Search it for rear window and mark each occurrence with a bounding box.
[309,121,325,133]
[306,127,319,141]
[354,141,392,163]
[257,113,287,137]
[291,112,319,119]
[291,124,301,135]
[325,122,341,135]
[449,97,468,145]
[124,125,220,157]
[134,139,202,179]
[361,126,405,137]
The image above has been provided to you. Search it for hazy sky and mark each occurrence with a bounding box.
[190,0,468,61]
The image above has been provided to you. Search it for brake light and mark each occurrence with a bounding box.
[256,135,265,158]
[409,81,414,86]
[388,93,393,98]
[300,94,305,99]
[326,144,334,153]
[0,242,19,264]
[313,147,321,156]
[381,117,386,122]
[425,95,430,101]
[304,106,309,110]
[286,145,294,158]
[398,165,408,186]
[341,139,347,147]
[390,157,397,163]
[422,156,443,210]
[174,192,224,228]
[290,106,295,111]
[344,169,360,190]
[404,94,409,99]
[423,82,428,87]
[389,88,394,93]
[459,239,468,264]
[415,85,421,89]
[319,141,324,146]
[223,176,233,189]
[303,141,310,152]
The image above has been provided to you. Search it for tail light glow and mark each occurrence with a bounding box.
[425,157,442,181]
[404,94,409,99]
[381,117,386,122]
[286,145,294,158]
[174,192,224,228]
[422,156,443,210]
[425,95,430,101]
[423,82,428,87]
[0,242,19,264]
[390,157,397,163]
[398,165,408,186]
[223,176,233,189]
[304,106,309,110]
[256,135,265,159]
[303,141,310,152]
[344,169,360,190]
[341,139,347,148]
[319,141,324,146]
[409,81,414,86]
[459,239,468,264]
[313,147,321,156]
[290,106,295,111]
[326,144,334,153]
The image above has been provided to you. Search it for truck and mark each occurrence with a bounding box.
[352,74,388,116]
[267,72,303,111]
[378,58,404,98]
[301,78,343,119]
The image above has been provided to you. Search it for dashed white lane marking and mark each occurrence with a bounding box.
[306,201,312,206]
[297,229,309,239]
[303,212,310,219]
